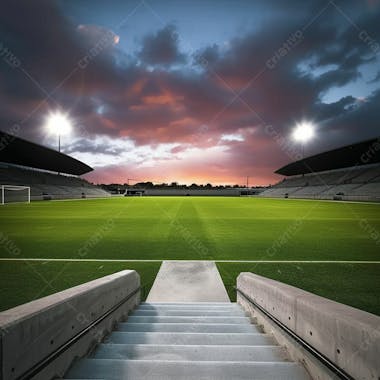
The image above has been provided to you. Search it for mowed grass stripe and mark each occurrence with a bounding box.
[1,197,379,261]
[114,198,183,259]
[165,198,217,259]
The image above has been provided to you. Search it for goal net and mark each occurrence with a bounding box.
[1,185,30,204]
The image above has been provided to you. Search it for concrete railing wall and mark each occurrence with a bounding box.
[0,270,140,380]
[237,272,380,380]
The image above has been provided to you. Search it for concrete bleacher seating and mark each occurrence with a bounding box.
[290,185,330,198]
[260,163,380,202]
[348,182,380,198]
[350,165,380,183]
[0,164,110,200]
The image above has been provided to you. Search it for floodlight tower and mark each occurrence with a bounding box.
[44,111,72,152]
[292,121,315,159]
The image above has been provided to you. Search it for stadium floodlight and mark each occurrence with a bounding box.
[292,121,315,158]
[292,121,314,142]
[44,111,72,152]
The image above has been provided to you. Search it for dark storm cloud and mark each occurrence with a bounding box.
[0,0,379,184]
[368,70,380,83]
[197,2,379,131]
[62,138,127,155]
[320,89,380,148]
[193,44,220,67]
[137,25,186,66]
[0,0,119,92]
[312,96,357,121]
[0,0,128,141]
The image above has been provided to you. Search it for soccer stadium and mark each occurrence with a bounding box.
[1,1,380,380]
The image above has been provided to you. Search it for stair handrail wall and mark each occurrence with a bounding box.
[0,270,141,380]
[237,272,380,380]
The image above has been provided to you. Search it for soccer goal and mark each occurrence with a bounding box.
[1,185,31,204]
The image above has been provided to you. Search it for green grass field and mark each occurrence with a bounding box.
[0,197,379,314]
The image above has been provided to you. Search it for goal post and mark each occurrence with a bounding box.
[1,185,31,204]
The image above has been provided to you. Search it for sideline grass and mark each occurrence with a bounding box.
[0,197,379,313]
[217,262,380,316]
[0,261,161,312]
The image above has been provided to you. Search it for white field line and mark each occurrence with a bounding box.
[0,258,379,264]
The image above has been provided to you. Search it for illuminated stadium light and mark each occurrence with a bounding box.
[292,121,315,159]
[44,111,72,152]
[292,121,314,143]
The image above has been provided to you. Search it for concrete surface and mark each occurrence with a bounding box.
[117,322,260,332]
[237,272,380,380]
[126,315,250,324]
[146,261,230,302]
[65,303,310,379]
[65,359,309,379]
[105,331,275,345]
[0,270,140,380]
[138,302,241,307]
[131,308,245,316]
[93,344,289,361]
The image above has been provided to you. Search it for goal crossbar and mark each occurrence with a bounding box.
[1,185,31,204]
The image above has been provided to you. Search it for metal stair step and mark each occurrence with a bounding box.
[141,302,234,306]
[130,309,246,317]
[64,359,311,379]
[105,332,276,346]
[117,322,260,333]
[137,304,239,311]
[92,343,288,362]
[127,315,252,324]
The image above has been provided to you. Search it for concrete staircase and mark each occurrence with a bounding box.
[64,302,310,379]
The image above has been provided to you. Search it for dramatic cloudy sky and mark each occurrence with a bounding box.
[1,0,379,185]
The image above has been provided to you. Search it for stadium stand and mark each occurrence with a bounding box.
[0,163,110,200]
[0,131,110,201]
[260,138,380,202]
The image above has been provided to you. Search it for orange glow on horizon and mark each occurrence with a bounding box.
[84,170,279,187]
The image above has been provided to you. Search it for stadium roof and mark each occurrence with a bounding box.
[0,131,93,175]
[276,137,380,176]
